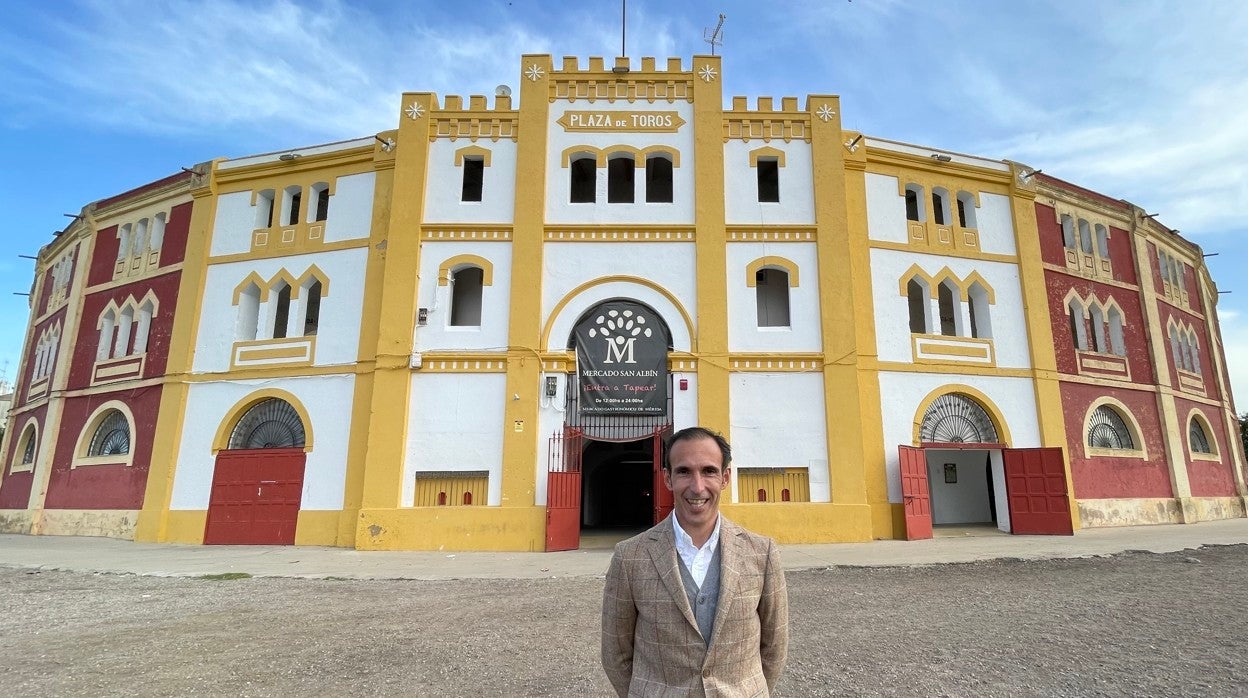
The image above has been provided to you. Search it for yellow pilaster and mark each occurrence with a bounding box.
[356,94,434,542]
[496,55,553,514]
[136,165,217,542]
[1008,164,1078,530]
[691,55,729,434]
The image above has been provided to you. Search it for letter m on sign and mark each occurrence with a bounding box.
[603,337,636,364]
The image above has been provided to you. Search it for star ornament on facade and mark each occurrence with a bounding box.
[698,64,718,82]
[525,64,545,82]
[817,104,836,122]
[405,102,425,120]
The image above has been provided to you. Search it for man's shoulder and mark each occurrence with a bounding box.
[612,519,669,554]
[722,517,778,555]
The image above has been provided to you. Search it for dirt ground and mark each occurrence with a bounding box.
[1,545,1245,697]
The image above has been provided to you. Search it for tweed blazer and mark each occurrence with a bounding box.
[601,516,789,697]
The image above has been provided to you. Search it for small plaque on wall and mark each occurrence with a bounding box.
[943,463,957,484]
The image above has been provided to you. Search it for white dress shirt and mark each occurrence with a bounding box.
[672,513,722,588]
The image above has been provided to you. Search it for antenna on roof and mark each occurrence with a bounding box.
[620,0,627,60]
[704,13,726,55]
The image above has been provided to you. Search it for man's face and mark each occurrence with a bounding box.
[663,436,730,534]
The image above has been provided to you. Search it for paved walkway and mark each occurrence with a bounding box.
[1,518,1246,580]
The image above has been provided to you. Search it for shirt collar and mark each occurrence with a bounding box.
[672,511,722,552]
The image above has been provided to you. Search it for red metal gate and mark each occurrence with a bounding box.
[545,429,584,552]
[651,428,673,524]
[899,445,932,540]
[1003,447,1073,535]
[204,448,306,545]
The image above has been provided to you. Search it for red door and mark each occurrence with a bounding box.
[899,445,932,540]
[204,448,306,545]
[545,430,583,552]
[652,429,673,524]
[1003,447,1073,535]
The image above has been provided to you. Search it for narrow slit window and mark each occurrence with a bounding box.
[938,282,957,336]
[461,158,484,202]
[302,280,322,336]
[904,184,925,222]
[313,184,330,221]
[757,159,780,203]
[272,284,291,339]
[285,187,302,226]
[907,278,928,334]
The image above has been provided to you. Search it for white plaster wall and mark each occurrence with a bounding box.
[542,243,695,351]
[878,371,1040,502]
[869,247,1032,368]
[403,373,506,507]
[423,140,517,223]
[209,191,256,257]
[865,173,908,244]
[728,372,831,503]
[323,172,376,243]
[974,193,1017,256]
[414,242,513,351]
[171,375,356,510]
[925,448,994,524]
[194,247,369,373]
[545,102,696,224]
[726,242,822,352]
[724,140,815,225]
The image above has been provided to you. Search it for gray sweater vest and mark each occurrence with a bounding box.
[676,541,722,647]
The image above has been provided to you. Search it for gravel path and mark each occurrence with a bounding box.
[1,545,1245,696]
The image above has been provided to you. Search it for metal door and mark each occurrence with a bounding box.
[545,429,583,552]
[651,428,673,524]
[204,448,305,545]
[899,445,933,540]
[1003,447,1073,535]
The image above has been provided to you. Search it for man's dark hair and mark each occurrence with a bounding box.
[663,426,732,472]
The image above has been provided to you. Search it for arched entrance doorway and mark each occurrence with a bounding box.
[899,391,1072,540]
[204,397,308,545]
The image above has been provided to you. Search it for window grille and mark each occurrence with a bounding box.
[228,398,306,449]
[1189,419,1212,454]
[88,410,131,456]
[1087,405,1134,450]
[919,394,999,444]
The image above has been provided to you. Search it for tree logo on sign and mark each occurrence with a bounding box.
[588,308,653,365]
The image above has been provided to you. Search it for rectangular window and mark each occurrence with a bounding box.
[461,158,484,202]
[645,156,673,203]
[608,158,635,203]
[287,191,301,225]
[570,159,596,203]
[757,160,779,203]
[755,269,790,327]
[315,188,330,221]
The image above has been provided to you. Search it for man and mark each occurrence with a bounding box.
[601,426,789,697]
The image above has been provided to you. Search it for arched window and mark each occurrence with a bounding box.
[937,281,958,336]
[1060,215,1075,249]
[1068,300,1088,350]
[302,279,323,336]
[1087,405,1134,450]
[450,266,485,327]
[755,268,791,328]
[608,154,635,203]
[1189,417,1212,454]
[956,191,977,228]
[1169,327,1182,370]
[311,183,331,221]
[271,283,292,339]
[18,424,37,466]
[283,185,302,226]
[904,185,924,222]
[757,489,768,502]
[132,219,149,257]
[134,299,155,354]
[1108,307,1125,356]
[236,282,261,341]
[1095,224,1109,258]
[919,394,999,444]
[228,398,306,449]
[150,213,167,252]
[569,155,596,203]
[116,224,132,261]
[1078,219,1093,254]
[98,308,117,361]
[907,278,929,334]
[87,410,131,457]
[255,189,275,228]
[968,282,992,339]
[1089,305,1107,353]
[1188,331,1201,374]
[114,306,134,358]
[931,188,951,226]
[645,153,673,203]
[463,492,473,505]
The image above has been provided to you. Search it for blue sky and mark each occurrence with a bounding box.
[1,0,1246,407]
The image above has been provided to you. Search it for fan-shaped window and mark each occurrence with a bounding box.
[228,398,306,449]
[919,394,999,444]
[87,410,131,457]
[1087,405,1134,450]
[1189,418,1212,454]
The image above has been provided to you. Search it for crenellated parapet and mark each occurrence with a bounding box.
[427,94,518,142]
[536,55,695,104]
[723,96,815,143]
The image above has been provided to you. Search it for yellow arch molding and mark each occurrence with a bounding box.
[748,146,786,167]
[639,146,680,168]
[231,271,268,305]
[454,145,492,167]
[540,274,695,350]
[897,264,935,297]
[745,256,800,287]
[438,254,494,286]
[561,146,606,167]
[211,388,316,454]
[910,384,1014,447]
[268,268,301,300]
[962,271,996,304]
[297,264,332,297]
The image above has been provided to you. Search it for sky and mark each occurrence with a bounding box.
[0,0,1245,409]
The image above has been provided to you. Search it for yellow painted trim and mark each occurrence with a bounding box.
[1081,397,1150,460]
[453,145,492,167]
[297,264,331,296]
[71,400,137,468]
[437,254,495,286]
[728,354,823,372]
[162,510,208,544]
[544,226,695,242]
[561,145,606,168]
[183,364,364,382]
[213,145,373,188]
[207,238,369,266]
[231,271,267,305]
[210,388,316,454]
[748,146,786,167]
[718,503,872,543]
[417,354,509,373]
[421,225,513,241]
[726,227,817,242]
[268,268,301,299]
[745,256,799,288]
[876,362,1032,378]
[962,271,996,304]
[539,274,696,351]
[910,384,1014,447]
[355,506,547,551]
[294,510,345,546]
[870,239,1017,264]
[557,144,681,168]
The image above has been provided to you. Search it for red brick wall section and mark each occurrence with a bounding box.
[1062,382,1172,499]
[89,224,120,287]
[0,404,48,509]
[17,309,68,404]
[1044,271,1154,385]
[1174,397,1237,497]
[1106,225,1136,285]
[1034,204,1067,267]
[160,201,192,267]
[44,388,161,510]
[68,273,181,390]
